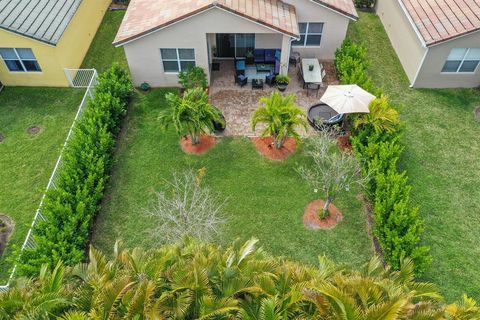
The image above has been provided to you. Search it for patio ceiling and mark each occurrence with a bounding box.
[113,0,299,46]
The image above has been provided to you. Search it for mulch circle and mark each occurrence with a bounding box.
[0,215,13,258]
[27,125,43,135]
[180,135,216,154]
[251,137,297,160]
[475,106,480,121]
[303,199,343,230]
[0,133,4,143]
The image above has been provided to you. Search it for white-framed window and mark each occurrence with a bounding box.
[0,48,41,72]
[442,48,480,73]
[292,23,324,47]
[160,48,195,73]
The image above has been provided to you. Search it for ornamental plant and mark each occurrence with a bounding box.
[160,87,223,145]
[178,66,208,90]
[16,64,133,276]
[3,239,475,319]
[251,91,306,149]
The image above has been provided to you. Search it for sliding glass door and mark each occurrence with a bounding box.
[216,33,255,58]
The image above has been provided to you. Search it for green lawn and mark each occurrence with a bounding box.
[91,89,373,267]
[81,11,128,72]
[348,13,480,301]
[0,87,83,280]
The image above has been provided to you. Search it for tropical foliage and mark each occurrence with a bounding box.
[298,129,366,219]
[251,92,307,149]
[2,238,477,319]
[16,64,133,276]
[160,88,223,145]
[353,95,400,134]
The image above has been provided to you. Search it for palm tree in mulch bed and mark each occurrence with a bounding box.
[251,91,307,160]
[160,87,223,154]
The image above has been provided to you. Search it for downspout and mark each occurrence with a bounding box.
[286,38,297,75]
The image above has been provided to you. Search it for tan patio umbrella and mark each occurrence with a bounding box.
[320,84,375,114]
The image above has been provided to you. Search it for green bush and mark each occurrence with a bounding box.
[337,39,431,274]
[178,66,208,90]
[16,64,133,276]
[354,0,376,8]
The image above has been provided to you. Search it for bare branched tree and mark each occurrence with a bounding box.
[143,169,227,244]
[297,128,367,219]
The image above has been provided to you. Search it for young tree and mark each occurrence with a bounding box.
[143,169,226,244]
[298,128,366,218]
[251,92,307,149]
[160,88,223,145]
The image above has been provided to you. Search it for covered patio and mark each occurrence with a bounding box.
[209,60,339,136]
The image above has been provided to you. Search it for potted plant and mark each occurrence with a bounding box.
[308,64,314,71]
[245,50,254,65]
[275,75,290,92]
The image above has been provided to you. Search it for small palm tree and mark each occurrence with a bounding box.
[251,92,307,149]
[160,87,223,145]
[353,95,400,133]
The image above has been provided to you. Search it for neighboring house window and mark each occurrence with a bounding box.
[0,48,41,72]
[442,48,480,73]
[292,23,323,47]
[160,48,195,73]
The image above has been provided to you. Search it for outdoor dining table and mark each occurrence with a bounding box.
[301,58,323,84]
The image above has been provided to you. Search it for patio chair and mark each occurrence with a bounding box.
[235,74,248,87]
[235,58,246,76]
[265,49,276,63]
[265,73,276,87]
[306,83,321,97]
[253,49,265,63]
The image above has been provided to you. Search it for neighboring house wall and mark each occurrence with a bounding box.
[414,31,480,88]
[282,0,351,60]
[0,0,110,87]
[122,8,288,87]
[376,0,426,84]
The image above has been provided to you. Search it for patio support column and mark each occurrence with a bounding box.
[280,35,291,75]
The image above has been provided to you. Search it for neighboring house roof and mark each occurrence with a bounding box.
[310,0,358,20]
[0,0,82,46]
[113,0,301,46]
[400,0,480,46]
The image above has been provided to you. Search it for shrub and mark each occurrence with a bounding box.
[178,66,208,90]
[16,64,133,276]
[354,0,376,8]
[337,38,431,274]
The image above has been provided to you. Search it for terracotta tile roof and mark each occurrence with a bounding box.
[113,0,300,46]
[401,0,480,46]
[310,0,358,20]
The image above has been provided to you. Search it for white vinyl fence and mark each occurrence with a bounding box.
[0,69,98,292]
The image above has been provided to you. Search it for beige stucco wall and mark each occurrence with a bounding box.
[414,31,480,88]
[282,0,351,60]
[122,8,289,87]
[0,0,109,86]
[376,0,426,84]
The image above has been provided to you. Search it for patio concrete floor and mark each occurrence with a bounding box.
[209,60,339,136]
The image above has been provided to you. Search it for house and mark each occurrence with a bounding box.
[376,0,480,88]
[0,0,111,87]
[113,0,358,87]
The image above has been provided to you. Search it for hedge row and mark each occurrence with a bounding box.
[335,41,431,273]
[17,64,133,276]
